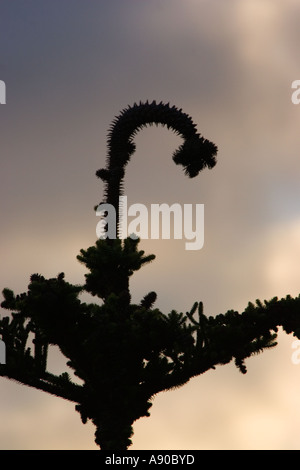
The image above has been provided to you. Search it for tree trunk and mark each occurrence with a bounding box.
[93,416,134,450]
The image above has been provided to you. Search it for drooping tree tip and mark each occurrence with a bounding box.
[97,101,219,234]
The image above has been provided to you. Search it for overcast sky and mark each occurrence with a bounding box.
[1,0,300,450]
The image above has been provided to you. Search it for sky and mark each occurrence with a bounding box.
[1,0,300,450]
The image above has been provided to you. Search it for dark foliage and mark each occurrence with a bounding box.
[1,102,300,450]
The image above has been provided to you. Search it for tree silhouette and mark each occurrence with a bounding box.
[1,101,300,450]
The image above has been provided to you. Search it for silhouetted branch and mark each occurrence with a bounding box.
[96,100,218,232]
[1,101,299,450]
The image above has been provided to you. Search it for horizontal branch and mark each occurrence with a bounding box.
[147,294,300,395]
[0,367,84,403]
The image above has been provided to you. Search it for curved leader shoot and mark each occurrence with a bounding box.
[96,100,218,235]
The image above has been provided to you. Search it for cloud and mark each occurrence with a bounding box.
[1,0,300,450]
